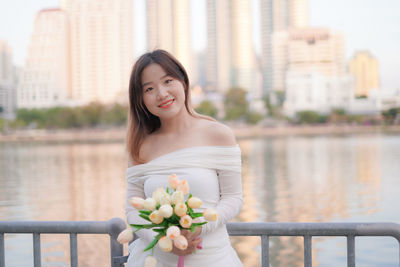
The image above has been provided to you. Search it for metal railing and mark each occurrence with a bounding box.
[1,220,400,267]
[0,218,126,267]
[227,222,400,267]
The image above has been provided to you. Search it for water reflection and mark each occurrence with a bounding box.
[0,142,127,266]
[236,135,384,266]
[0,134,397,266]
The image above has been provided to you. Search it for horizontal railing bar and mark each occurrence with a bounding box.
[0,218,125,236]
[227,222,400,241]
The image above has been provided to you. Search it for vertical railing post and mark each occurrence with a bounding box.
[70,233,78,267]
[304,235,312,267]
[261,235,269,267]
[347,235,355,267]
[107,218,125,267]
[0,233,5,267]
[33,233,41,267]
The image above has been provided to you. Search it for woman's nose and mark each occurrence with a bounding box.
[157,86,169,99]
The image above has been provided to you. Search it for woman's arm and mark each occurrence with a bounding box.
[200,122,243,235]
[126,178,157,242]
[200,169,243,235]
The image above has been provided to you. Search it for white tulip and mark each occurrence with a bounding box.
[188,197,202,209]
[149,210,164,224]
[168,173,180,189]
[143,198,157,211]
[158,236,173,252]
[152,187,166,204]
[166,226,181,240]
[159,194,171,205]
[116,229,134,244]
[179,215,192,228]
[159,204,173,218]
[171,191,184,204]
[203,208,218,221]
[174,203,187,217]
[173,235,188,250]
[176,180,190,195]
[129,197,145,210]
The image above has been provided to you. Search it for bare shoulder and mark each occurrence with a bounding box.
[198,120,237,146]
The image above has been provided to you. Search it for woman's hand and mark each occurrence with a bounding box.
[171,227,202,256]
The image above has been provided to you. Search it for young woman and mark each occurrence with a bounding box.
[125,50,243,266]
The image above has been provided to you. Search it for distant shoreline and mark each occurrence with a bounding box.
[1,124,400,143]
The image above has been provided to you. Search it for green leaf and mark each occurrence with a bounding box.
[192,213,203,218]
[130,223,161,229]
[139,214,151,222]
[188,193,192,199]
[190,225,195,233]
[192,222,207,226]
[139,210,152,215]
[143,233,164,252]
[166,187,170,194]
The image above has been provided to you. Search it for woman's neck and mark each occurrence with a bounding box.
[158,109,197,135]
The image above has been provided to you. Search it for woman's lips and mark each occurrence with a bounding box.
[159,99,174,108]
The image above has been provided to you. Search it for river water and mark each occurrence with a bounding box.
[1,133,399,266]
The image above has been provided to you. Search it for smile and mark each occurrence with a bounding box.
[159,99,174,108]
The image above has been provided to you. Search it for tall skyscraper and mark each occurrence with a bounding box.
[146,0,193,82]
[231,0,256,93]
[206,0,231,93]
[349,51,379,97]
[61,0,133,104]
[0,40,15,119]
[260,0,309,95]
[17,9,70,109]
[206,0,256,94]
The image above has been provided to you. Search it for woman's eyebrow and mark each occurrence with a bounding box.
[142,74,170,87]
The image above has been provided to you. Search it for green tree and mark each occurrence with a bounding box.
[224,87,248,121]
[195,100,218,118]
[102,104,129,126]
[296,110,326,124]
[382,108,400,125]
[246,111,263,124]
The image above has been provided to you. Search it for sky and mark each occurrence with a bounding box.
[0,0,399,89]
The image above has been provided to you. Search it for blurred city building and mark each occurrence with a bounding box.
[284,72,354,117]
[0,40,16,119]
[60,0,133,105]
[348,88,400,115]
[206,0,262,114]
[349,51,380,97]
[17,9,70,109]
[206,0,257,95]
[206,0,231,93]
[260,0,309,96]
[283,28,352,117]
[146,0,194,83]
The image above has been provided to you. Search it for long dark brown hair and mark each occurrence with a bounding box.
[127,49,211,163]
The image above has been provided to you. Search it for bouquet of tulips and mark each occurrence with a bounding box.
[118,174,218,267]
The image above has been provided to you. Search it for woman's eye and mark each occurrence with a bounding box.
[165,79,173,84]
[144,87,153,92]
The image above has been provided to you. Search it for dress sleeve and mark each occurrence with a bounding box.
[200,168,243,235]
[126,177,157,242]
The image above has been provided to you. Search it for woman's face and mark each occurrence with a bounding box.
[141,63,186,120]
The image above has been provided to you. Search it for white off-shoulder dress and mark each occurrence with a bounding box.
[125,145,244,267]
